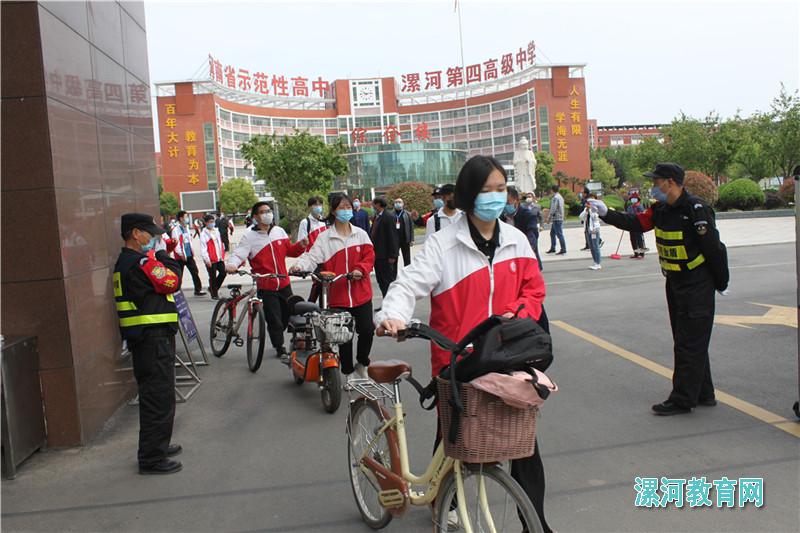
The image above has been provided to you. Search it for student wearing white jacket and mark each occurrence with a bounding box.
[580,197,603,270]
[200,214,226,298]
[376,155,553,533]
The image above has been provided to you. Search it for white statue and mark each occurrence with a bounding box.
[513,137,537,194]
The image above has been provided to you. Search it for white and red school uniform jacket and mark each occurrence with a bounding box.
[296,215,328,252]
[170,225,191,260]
[225,225,304,291]
[293,224,375,309]
[200,227,225,264]
[375,216,546,377]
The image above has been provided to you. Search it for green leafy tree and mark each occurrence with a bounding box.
[730,115,777,181]
[661,114,712,174]
[219,178,258,215]
[240,130,348,231]
[632,137,667,174]
[765,84,800,181]
[591,157,617,191]
[159,191,179,216]
[534,151,555,195]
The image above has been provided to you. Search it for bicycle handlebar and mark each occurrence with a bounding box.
[289,270,354,283]
[236,270,287,279]
[387,320,459,352]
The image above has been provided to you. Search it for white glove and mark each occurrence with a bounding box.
[717,289,729,296]
[587,199,608,216]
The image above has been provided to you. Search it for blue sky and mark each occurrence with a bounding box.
[145,0,799,127]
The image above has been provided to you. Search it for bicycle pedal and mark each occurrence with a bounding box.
[378,489,405,509]
[233,338,244,347]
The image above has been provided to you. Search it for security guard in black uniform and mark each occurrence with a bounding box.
[588,163,729,416]
[115,213,184,473]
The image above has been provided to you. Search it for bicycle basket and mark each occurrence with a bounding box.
[436,377,537,463]
[310,311,354,345]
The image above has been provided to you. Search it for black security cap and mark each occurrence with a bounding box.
[644,162,685,184]
[433,183,455,196]
[121,213,165,237]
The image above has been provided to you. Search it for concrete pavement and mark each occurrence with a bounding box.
[2,227,798,532]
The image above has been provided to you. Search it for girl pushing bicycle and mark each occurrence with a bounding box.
[290,193,375,386]
[226,202,307,362]
[376,155,554,533]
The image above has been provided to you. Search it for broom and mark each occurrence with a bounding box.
[609,230,625,260]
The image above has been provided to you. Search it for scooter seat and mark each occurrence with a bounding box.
[368,360,412,383]
[227,284,242,290]
[292,301,321,315]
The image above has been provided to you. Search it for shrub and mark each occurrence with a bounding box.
[763,191,786,209]
[385,181,434,217]
[683,171,718,205]
[778,179,795,204]
[717,178,765,211]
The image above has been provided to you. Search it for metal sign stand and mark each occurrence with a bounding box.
[174,327,201,402]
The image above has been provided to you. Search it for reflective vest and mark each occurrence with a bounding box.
[113,249,178,342]
[654,226,705,274]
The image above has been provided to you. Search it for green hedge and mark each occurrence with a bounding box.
[717,179,765,211]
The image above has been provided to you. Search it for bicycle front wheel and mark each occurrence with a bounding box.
[347,398,393,530]
[246,304,266,372]
[320,366,341,413]
[210,298,233,357]
[434,462,543,533]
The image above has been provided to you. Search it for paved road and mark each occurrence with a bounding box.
[3,243,798,533]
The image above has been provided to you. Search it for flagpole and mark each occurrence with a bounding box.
[456,0,470,154]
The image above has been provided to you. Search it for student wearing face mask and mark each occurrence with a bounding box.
[170,210,206,296]
[589,162,729,416]
[625,191,646,259]
[290,193,375,384]
[226,202,307,362]
[504,186,543,271]
[297,196,329,304]
[114,213,183,475]
[200,214,226,299]
[425,184,462,237]
[376,155,552,533]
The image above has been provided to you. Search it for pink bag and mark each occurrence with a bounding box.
[470,370,558,409]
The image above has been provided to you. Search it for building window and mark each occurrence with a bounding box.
[231,113,249,125]
[492,117,512,129]
[494,152,513,164]
[492,100,511,112]
[413,112,439,123]
[471,121,492,133]
[538,106,550,152]
[610,135,624,146]
[512,94,529,108]
[468,104,490,117]
[233,131,250,143]
[494,135,514,146]
[219,110,231,122]
[630,134,643,145]
[251,116,270,127]
[354,115,382,128]
[399,115,410,125]
[297,119,324,129]
[472,138,493,149]
[325,119,338,129]
[441,108,466,120]
[273,118,296,128]
[219,128,233,141]
[338,117,350,130]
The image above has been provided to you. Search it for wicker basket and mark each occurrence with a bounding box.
[310,311,354,345]
[436,377,537,463]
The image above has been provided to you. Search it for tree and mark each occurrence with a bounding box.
[591,157,617,191]
[240,130,348,231]
[534,151,555,195]
[219,178,258,215]
[632,137,667,174]
[683,171,718,205]
[661,113,711,174]
[159,191,179,216]
[729,115,776,181]
[765,84,800,180]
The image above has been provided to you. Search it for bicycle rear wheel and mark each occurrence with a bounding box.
[346,398,393,530]
[210,298,233,357]
[246,304,266,372]
[434,462,543,533]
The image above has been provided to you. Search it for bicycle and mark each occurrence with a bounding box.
[286,270,354,413]
[209,271,285,373]
[345,321,544,532]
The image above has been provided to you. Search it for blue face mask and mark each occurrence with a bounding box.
[394,203,403,211]
[473,191,508,222]
[650,185,668,203]
[433,198,444,209]
[312,205,323,216]
[504,203,516,215]
[335,209,353,223]
[141,236,158,252]
[207,222,216,229]
[353,201,361,209]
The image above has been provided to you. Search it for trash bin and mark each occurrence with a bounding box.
[1,336,46,479]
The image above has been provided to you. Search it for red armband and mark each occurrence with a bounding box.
[139,256,180,294]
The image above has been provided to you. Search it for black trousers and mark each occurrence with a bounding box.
[179,256,203,293]
[665,274,716,408]
[400,244,412,266]
[333,300,374,374]
[530,233,543,271]
[258,286,293,350]
[205,261,227,296]
[130,328,176,467]
[221,238,230,253]
[374,258,398,296]
[629,232,645,253]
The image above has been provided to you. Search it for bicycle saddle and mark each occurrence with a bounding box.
[227,284,242,290]
[292,301,321,315]
[368,360,411,383]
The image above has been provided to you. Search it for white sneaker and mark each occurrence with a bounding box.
[589,263,602,270]
[354,363,369,380]
[447,510,459,531]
